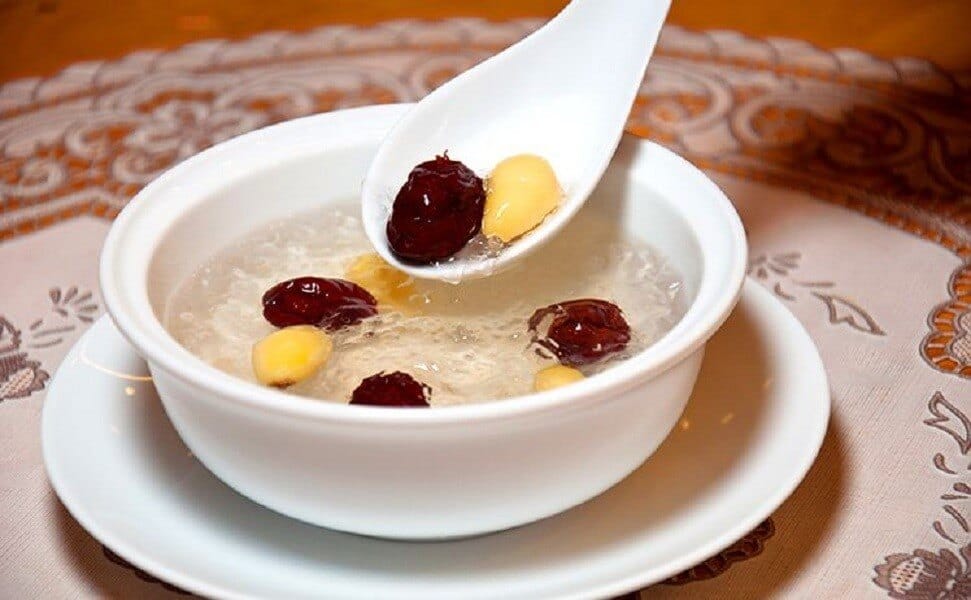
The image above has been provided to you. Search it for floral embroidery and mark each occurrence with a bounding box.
[0,352,48,400]
[0,317,48,401]
[922,263,971,379]
[128,93,265,163]
[0,286,98,402]
[748,252,885,336]
[926,393,971,456]
[924,392,971,547]
[873,545,971,599]
[0,317,21,354]
[875,393,971,597]
[0,68,410,231]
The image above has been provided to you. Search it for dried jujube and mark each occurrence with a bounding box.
[528,299,631,366]
[262,277,377,331]
[350,371,431,407]
[386,155,486,263]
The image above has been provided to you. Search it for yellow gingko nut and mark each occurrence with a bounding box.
[483,154,562,243]
[252,325,333,388]
[533,365,585,392]
[345,253,420,314]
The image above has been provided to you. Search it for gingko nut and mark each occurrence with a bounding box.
[483,154,561,242]
[345,253,420,314]
[252,325,333,388]
[533,365,585,392]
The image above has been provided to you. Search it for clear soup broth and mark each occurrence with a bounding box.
[165,202,685,406]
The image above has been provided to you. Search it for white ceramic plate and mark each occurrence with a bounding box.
[43,281,828,599]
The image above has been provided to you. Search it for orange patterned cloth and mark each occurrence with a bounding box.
[0,20,969,598]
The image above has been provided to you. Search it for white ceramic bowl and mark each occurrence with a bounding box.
[100,104,746,540]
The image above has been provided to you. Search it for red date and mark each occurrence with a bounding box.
[386,154,486,263]
[528,299,631,366]
[262,277,377,331]
[350,371,431,407]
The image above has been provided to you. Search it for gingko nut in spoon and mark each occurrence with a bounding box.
[483,154,562,243]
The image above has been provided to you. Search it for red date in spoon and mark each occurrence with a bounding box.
[386,154,486,264]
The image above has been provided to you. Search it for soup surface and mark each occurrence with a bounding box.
[165,202,685,405]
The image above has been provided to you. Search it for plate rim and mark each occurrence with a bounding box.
[42,280,830,599]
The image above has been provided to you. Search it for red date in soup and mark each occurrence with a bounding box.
[262,277,378,331]
[350,371,431,407]
[528,299,631,366]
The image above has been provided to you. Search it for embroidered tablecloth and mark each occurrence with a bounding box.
[1,19,969,599]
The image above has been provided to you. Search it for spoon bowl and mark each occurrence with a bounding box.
[362,0,671,281]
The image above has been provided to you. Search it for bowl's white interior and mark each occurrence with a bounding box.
[147,141,703,324]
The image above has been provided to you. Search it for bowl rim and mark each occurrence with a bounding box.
[100,103,747,427]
